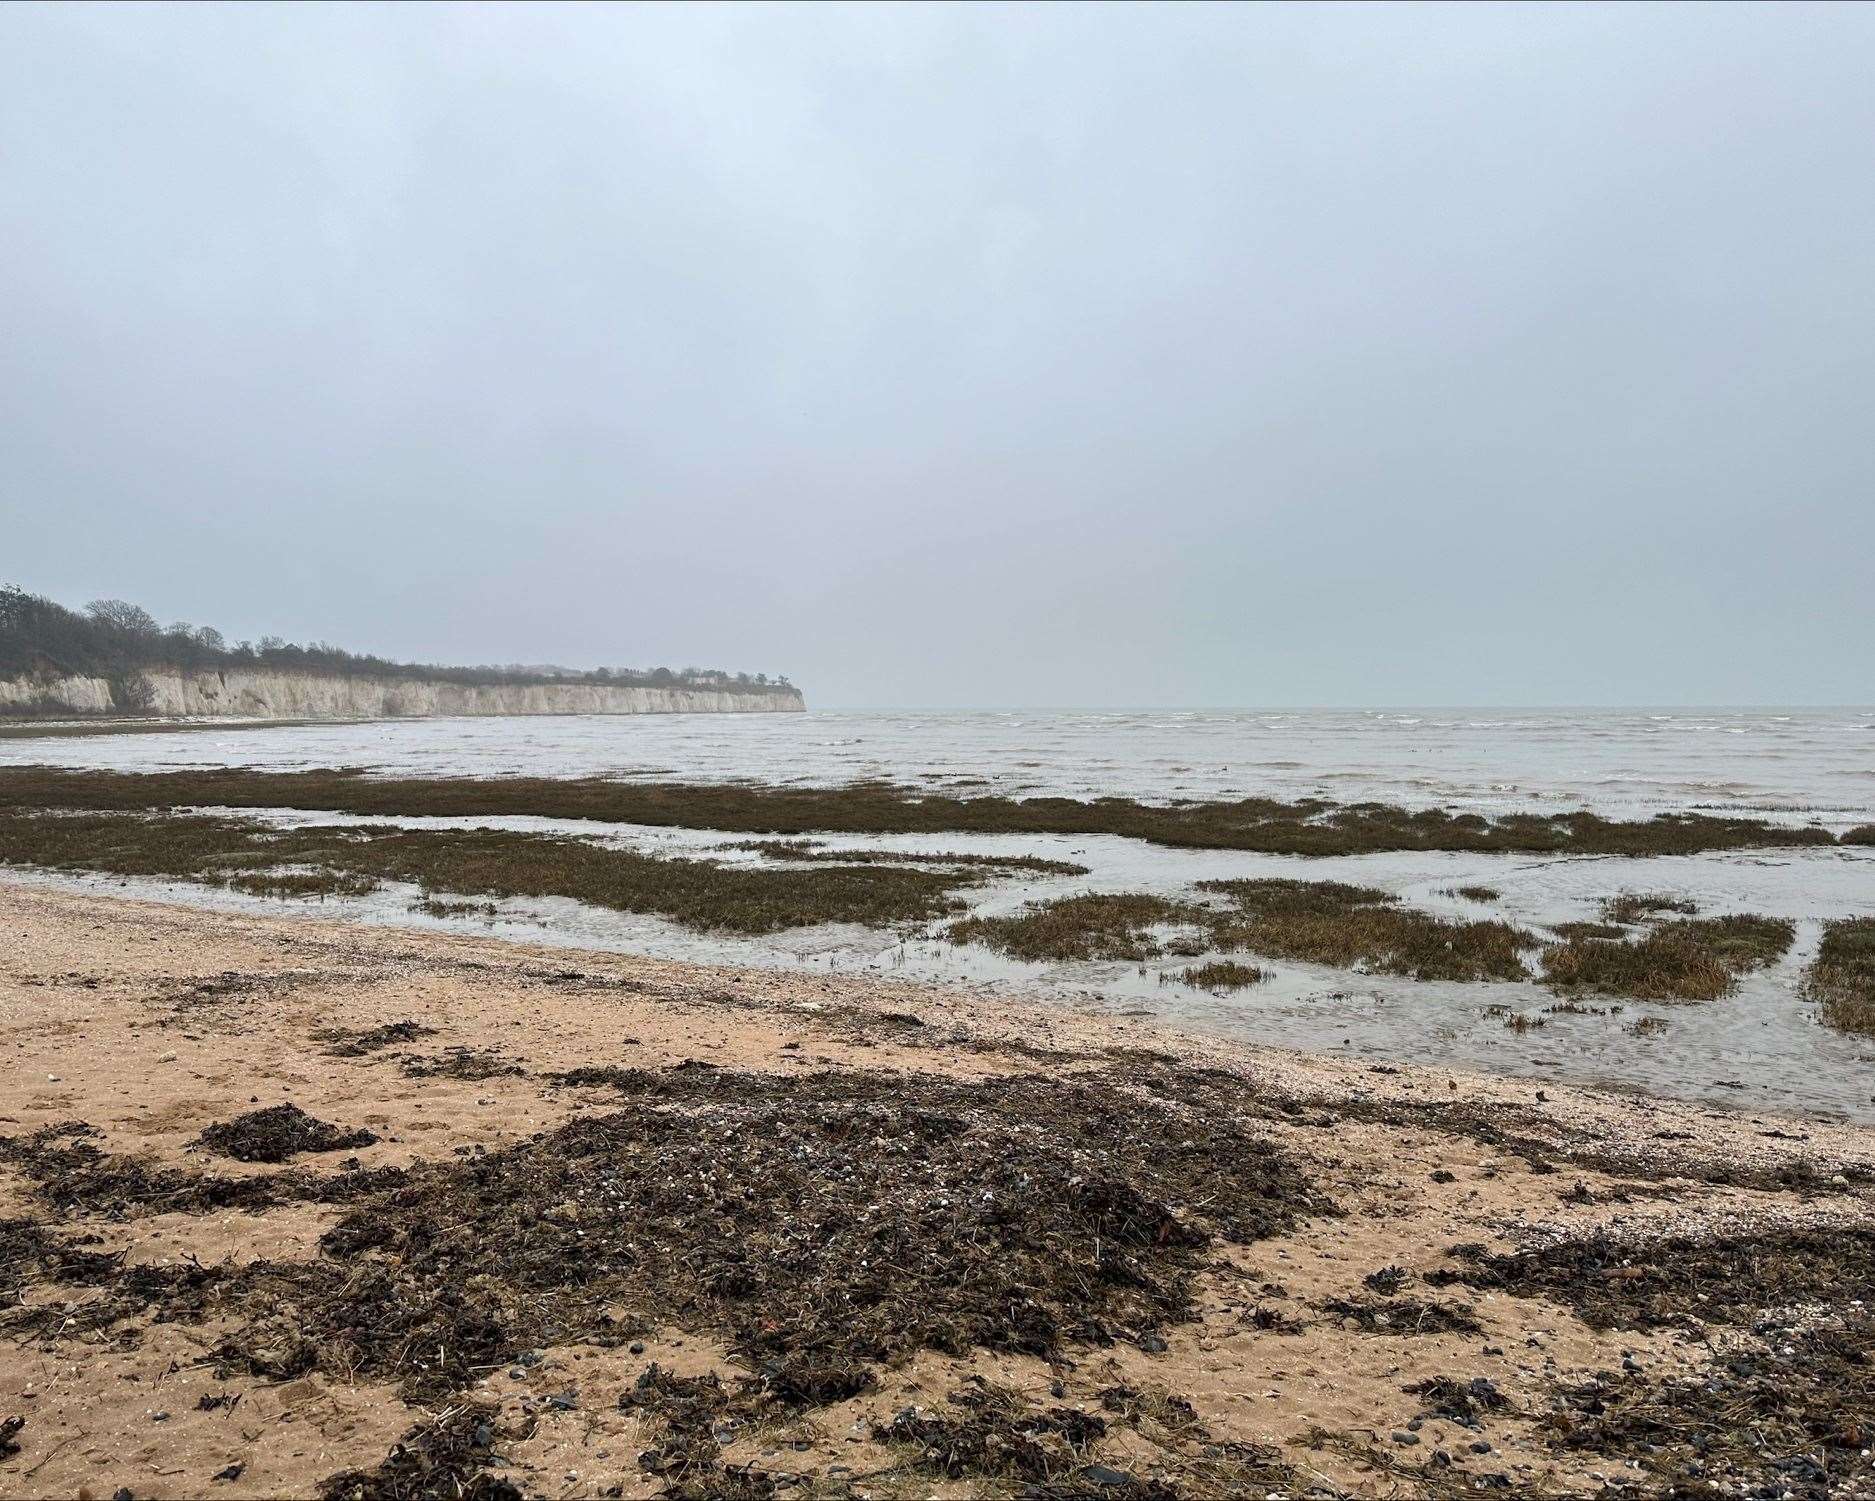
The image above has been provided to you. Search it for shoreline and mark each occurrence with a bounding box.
[3,880,1873,1499]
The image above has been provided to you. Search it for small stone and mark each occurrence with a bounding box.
[1138,1333,1168,1354]
[150,1411,169,1423]
[157,1051,178,1063]
[1471,1440,1493,1454]
[1081,1466,1135,1488]
[629,1341,646,1355]
[1392,1430,1421,1445]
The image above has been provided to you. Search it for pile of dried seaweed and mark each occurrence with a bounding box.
[195,1104,378,1164]
[5,1065,1317,1426]
[318,1405,523,1501]
[1436,1228,1875,1499]
[314,1020,438,1057]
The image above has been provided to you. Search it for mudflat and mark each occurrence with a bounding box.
[3,880,1872,1500]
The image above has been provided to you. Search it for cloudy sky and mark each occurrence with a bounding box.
[4,3,1871,706]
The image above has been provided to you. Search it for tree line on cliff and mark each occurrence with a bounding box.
[0,587,796,702]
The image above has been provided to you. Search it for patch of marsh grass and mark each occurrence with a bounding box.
[1805,917,1875,1036]
[0,767,1844,858]
[1542,915,1795,1002]
[0,807,1008,935]
[947,893,1204,963]
[1196,878,1540,983]
[1602,892,1699,924]
[1170,961,1270,992]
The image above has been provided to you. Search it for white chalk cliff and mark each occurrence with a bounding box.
[0,668,804,718]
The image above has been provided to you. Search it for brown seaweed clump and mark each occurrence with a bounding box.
[1436,1229,1875,1501]
[318,1405,521,1501]
[8,1066,1312,1410]
[1805,916,1875,1036]
[195,1105,379,1164]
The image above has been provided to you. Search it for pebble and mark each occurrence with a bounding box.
[1392,1430,1421,1445]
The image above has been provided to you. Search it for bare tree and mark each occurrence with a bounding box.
[85,598,158,634]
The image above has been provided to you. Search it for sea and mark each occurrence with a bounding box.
[6,707,1873,1120]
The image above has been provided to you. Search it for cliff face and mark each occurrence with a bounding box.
[0,668,805,719]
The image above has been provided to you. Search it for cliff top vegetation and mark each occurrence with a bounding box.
[0,587,797,697]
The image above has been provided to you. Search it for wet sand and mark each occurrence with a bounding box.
[3,878,1873,1499]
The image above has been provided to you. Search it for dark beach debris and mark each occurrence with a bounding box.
[318,1404,522,1501]
[1288,1090,1872,1194]
[396,1046,524,1081]
[1540,1313,1875,1499]
[313,1020,438,1057]
[0,1415,22,1462]
[614,1364,783,1497]
[7,1063,1317,1412]
[1805,915,1875,1036]
[874,1376,1293,1496]
[1429,1226,1875,1334]
[1541,914,1796,1002]
[195,1104,378,1164]
[872,1378,1109,1483]
[1361,1265,1407,1296]
[0,1121,406,1224]
[0,1214,233,1345]
[1406,1375,1508,1426]
[1317,1297,1482,1336]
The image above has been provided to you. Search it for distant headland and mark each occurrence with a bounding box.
[0,587,804,719]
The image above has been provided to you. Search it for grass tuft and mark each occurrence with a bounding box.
[1805,917,1875,1036]
[948,893,1202,962]
[1542,915,1795,1001]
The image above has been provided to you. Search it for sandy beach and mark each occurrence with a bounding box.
[4,877,1872,1499]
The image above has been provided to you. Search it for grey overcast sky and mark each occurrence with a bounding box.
[3,3,1871,708]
